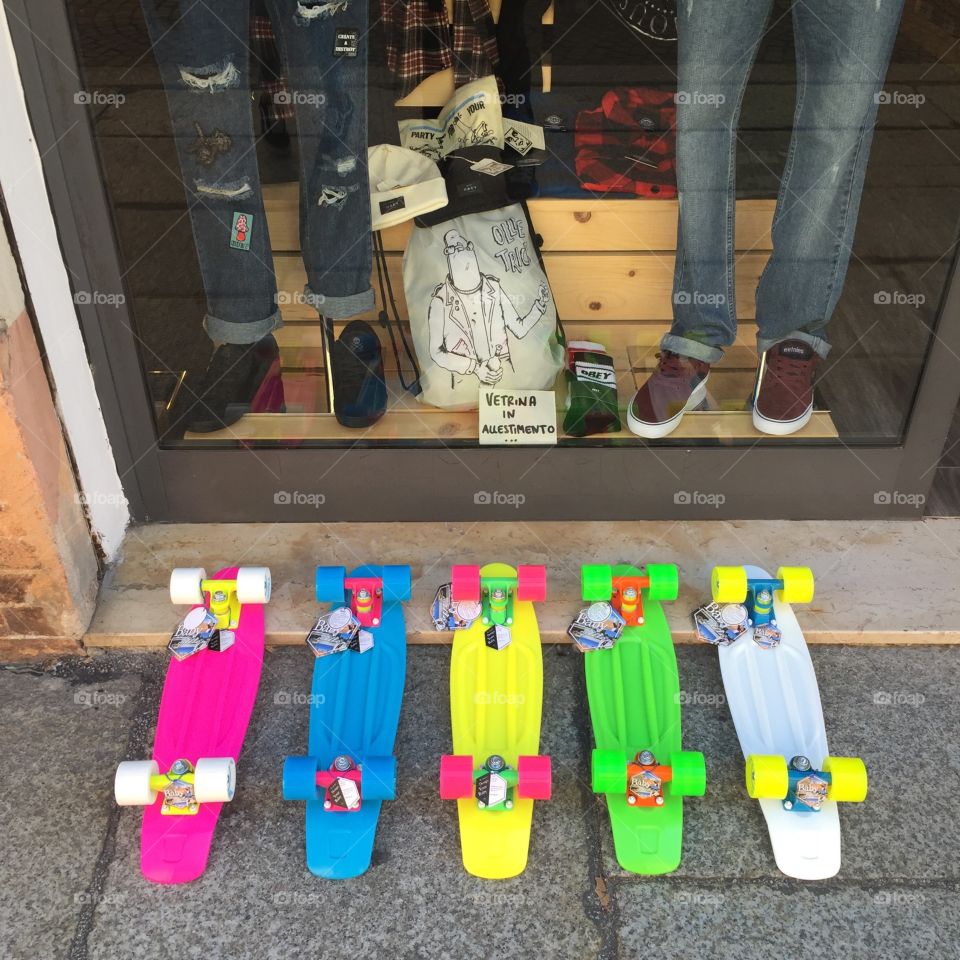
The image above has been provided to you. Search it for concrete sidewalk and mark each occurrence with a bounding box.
[3,644,958,960]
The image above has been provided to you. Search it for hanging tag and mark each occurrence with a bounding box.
[692,602,747,646]
[431,583,482,631]
[568,602,625,652]
[484,624,512,650]
[305,606,361,657]
[168,606,218,661]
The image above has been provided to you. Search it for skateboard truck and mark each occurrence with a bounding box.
[314,565,413,629]
[317,755,363,811]
[581,564,679,627]
[169,567,272,631]
[282,752,397,809]
[440,752,552,810]
[115,756,237,815]
[450,565,547,627]
[711,566,815,628]
[592,747,706,805]
[746,753,868,812]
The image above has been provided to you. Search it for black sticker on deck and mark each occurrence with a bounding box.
[334,29,359,57]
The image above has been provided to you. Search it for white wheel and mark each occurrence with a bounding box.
[170,567,206,605]
[115,760,159,806]
[236,567,271,604]
[193,757,236,803]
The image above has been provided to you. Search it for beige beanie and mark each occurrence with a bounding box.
[368,144,448,230]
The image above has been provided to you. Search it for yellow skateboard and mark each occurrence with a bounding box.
[440,562,551,879]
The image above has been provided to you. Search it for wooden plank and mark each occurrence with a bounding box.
[263,184,775,253]
[184,409,838,443]
[274,252,768,322]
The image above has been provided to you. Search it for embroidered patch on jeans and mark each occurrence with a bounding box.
[231,211,252,250]
[333,28,359,57]
[188,122,232,168]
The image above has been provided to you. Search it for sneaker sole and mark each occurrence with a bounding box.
[752,402,813,436]
[626,377,709,439]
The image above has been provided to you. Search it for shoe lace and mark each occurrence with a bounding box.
[767,352,814,394]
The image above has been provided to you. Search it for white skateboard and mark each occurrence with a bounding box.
[710,565,868,880]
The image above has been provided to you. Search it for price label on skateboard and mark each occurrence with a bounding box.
[484,624,512,650]
[431,583,482,631]
[168,606,219,660]
[305,606,366,657]
[568,602,625,652]
[692,602,747,646]
[328,777,361,811]
[752,623,781,649]
[476,771,508,808]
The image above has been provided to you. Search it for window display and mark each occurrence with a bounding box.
[63,0,959,448]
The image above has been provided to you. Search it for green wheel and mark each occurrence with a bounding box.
[646,564,679,602]
[669,751,706,797]
[591,749,627,794]
[581,565,613,602]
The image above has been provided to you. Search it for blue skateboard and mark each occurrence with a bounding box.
[282,564,410,879]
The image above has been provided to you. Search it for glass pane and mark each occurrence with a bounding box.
[66,0,960,448]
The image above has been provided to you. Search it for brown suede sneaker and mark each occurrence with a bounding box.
[627,351,712,438]
[752,339,820,435]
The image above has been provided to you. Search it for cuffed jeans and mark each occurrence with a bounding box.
[142,0,375,344]
[666,0,905,363]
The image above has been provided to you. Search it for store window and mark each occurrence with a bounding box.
[49,0,960,455]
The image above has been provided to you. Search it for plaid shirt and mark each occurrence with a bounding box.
[381,0,453,97]
[574,87,677,198]
[451,0,500,89]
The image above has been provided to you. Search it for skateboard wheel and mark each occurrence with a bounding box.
[439,754,475,799]
[645,564,679,602]
[193,757,236,803]
[115,759,159,806]
[711,566,748,604]
[823,756,868,803]
[745,754,789,799]
[516,565,547,602]
[236,567,271,604]
[450,565,481,603]
[282,756,320,801]
[591,749,627,795]
[169,568,206,606]
[315,566,347,604]
[776,566,815,604]
[361,756,396,801]
[581,565,613,602]
[668,751,707,797]
[381,565,412,602]
[517,755,552,800]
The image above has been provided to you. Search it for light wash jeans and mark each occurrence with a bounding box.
[141,0,374,344]
[665,0,905,362]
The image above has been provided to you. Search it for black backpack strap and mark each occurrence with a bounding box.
[374,230,421,395]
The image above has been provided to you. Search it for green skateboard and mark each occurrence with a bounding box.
[581,563,706,874]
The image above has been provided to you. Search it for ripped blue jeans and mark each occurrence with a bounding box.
[141,0,374,343]
[666,0,905,363]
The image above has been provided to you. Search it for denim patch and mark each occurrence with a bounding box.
[178,59,241,93]
[317,182,359,208]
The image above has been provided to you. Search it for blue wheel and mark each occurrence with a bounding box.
[361,755,396,801]
[315,566,346,604]
[282,756,320,801]
[380,565,412,602]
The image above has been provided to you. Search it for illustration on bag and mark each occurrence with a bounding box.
[428,225,551,387]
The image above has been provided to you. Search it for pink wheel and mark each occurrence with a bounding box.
[517,755,552,800]
[439,755,475,799]
[450,565,481,603]
[516,565,547,602]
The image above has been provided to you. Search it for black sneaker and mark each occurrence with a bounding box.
[172,334,284,434]
[331,320,387,428]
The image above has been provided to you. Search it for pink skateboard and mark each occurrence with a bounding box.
[114,566,270,883]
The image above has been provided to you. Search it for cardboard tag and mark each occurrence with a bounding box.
[207,629,235,653]
[503,125,534,156]
[328,776,361,810]
[752,623,782,649]
[347,629,375,654]
[568,602,625,652]
[470,157,514,177]
[484,624,512,650]
[476,771,508,808]
[168,606,218,660]
[479,389,558,446]
[692,602,747,646]
[431,583,482,631]
[333,28,359,57]
[305,606,361,657]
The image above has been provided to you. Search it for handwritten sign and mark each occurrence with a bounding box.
[478,389,558,446]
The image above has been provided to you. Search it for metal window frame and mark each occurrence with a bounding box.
[7,0,960,522]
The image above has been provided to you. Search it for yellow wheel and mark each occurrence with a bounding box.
[745,754,788,799]
[823,756,868,803]
[712,566,747,603]
[776,566,814,604]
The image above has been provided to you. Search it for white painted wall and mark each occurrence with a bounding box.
[0,6,128,558]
